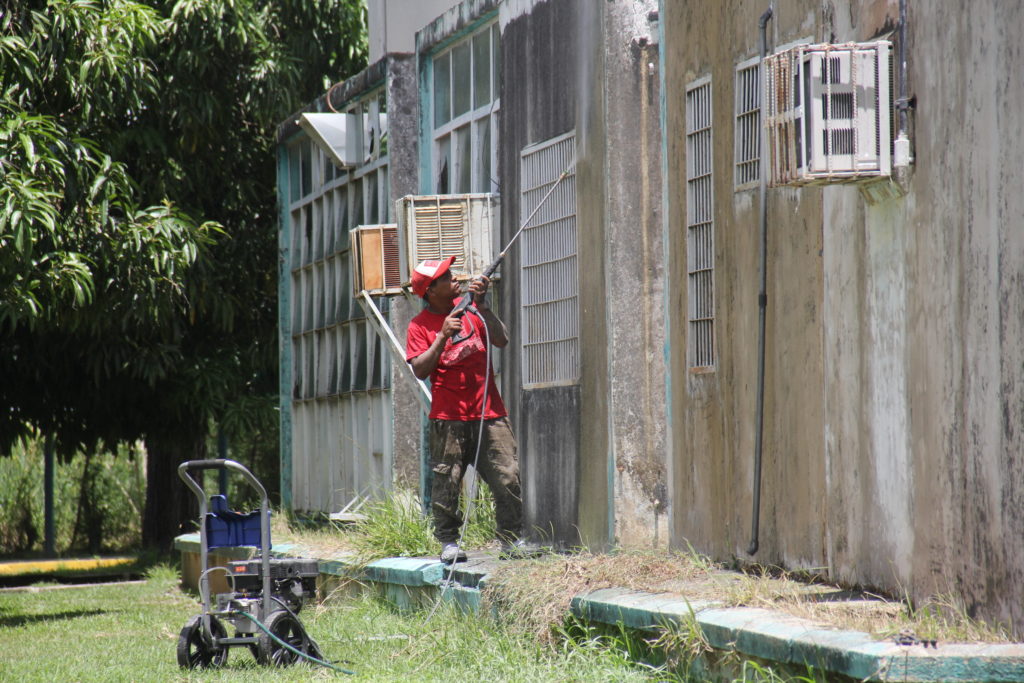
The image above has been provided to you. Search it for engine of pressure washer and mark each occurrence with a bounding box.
[225,558,319,613]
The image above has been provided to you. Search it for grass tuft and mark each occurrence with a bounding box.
[272,483,498,566]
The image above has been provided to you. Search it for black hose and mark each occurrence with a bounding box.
[748,4,773,557]
[229,609,355,675]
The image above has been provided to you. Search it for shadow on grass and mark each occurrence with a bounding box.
[0,608,114,628]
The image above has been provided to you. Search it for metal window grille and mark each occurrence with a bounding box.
[734,59,761,187]
[520,132,578,387]
[686,77,716,370]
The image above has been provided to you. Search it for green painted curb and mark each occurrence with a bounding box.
[573,590,1024,682]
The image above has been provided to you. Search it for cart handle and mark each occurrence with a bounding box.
[177,459,268,504]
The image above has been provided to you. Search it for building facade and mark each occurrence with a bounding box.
[276,0,667,549]
[275,0,1024,631]
[660,0,1024,629]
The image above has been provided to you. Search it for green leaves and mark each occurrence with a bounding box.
[0,103,216,332]
[0,0,367,507]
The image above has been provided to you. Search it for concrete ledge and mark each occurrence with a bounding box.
[175,536,1024,681]
[572,593,1024,682]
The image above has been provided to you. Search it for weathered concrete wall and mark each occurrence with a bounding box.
[500,0,585,548]
[500,0,665,550]
[602,1,665,548]
[663,0,1024,630]
[383,55,426,490]
[663,0,826,563]
[825,0,1024,627]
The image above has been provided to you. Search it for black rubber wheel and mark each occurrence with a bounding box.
[176,614,228,669]
[257,609,309,666]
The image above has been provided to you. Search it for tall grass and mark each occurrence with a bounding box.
[322,482,497,563]
[0,436,144,555]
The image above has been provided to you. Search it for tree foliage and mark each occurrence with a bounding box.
[0,0,367,548]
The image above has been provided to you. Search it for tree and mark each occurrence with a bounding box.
[0,0,367,550]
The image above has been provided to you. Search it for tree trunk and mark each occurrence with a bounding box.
[142,429,206,551]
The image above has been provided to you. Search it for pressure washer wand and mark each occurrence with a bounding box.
[449,156,577,326]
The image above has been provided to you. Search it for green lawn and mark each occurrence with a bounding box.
[0,565,664,682]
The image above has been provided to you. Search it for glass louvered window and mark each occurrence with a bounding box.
[520,132,578,387]
[432,21,500,194]
[686,77,716,371]
[287,89,392,401]
[735,57,761,187]
[285,87,395,515]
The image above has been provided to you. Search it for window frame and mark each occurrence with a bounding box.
[430,21,500,195]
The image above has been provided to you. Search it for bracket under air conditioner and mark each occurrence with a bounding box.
[355,290,432,414]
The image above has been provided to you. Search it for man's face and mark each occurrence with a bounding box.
[427,269,460,301]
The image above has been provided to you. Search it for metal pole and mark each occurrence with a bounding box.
[44,434,55,556]
[217,430,229,495]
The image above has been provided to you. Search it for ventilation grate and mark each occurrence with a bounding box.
[398,194,500,284]
[686,76,716,370]
[520,132,578,387]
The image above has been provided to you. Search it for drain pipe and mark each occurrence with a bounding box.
[893,0,912,167]
[748,4,773,556]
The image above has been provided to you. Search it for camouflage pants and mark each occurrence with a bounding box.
[428,417,522,545]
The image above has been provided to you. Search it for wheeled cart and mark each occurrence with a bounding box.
[176,459,321,668]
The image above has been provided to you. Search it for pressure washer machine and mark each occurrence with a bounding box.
[176,459,322,669]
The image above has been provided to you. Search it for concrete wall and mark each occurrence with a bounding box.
[381,56,425,490]
[601,0,665,549]
[500,0,584,548]
[500,0,664,549]
[662,0,1024,630]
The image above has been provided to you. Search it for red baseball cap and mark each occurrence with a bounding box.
[410,255,456,297]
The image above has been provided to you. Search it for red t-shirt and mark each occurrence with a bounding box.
[405,306,508,421]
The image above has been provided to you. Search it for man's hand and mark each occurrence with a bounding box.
[441,313,463,339]
[468,275,490,308]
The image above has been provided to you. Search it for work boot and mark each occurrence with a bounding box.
[499,538,544,560]
[440,542,467,564]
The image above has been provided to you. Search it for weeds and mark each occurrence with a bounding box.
[733,660,827,682]
[889,591,1013,643]
[651,602,714,679]
[274,483,498,566]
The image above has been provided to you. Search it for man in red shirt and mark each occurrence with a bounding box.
[405,256,524,563]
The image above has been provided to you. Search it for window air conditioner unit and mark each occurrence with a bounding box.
[764,41,891,187]
[297,112,359,169]
[351,224,402,295]
[396,194,500,286]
